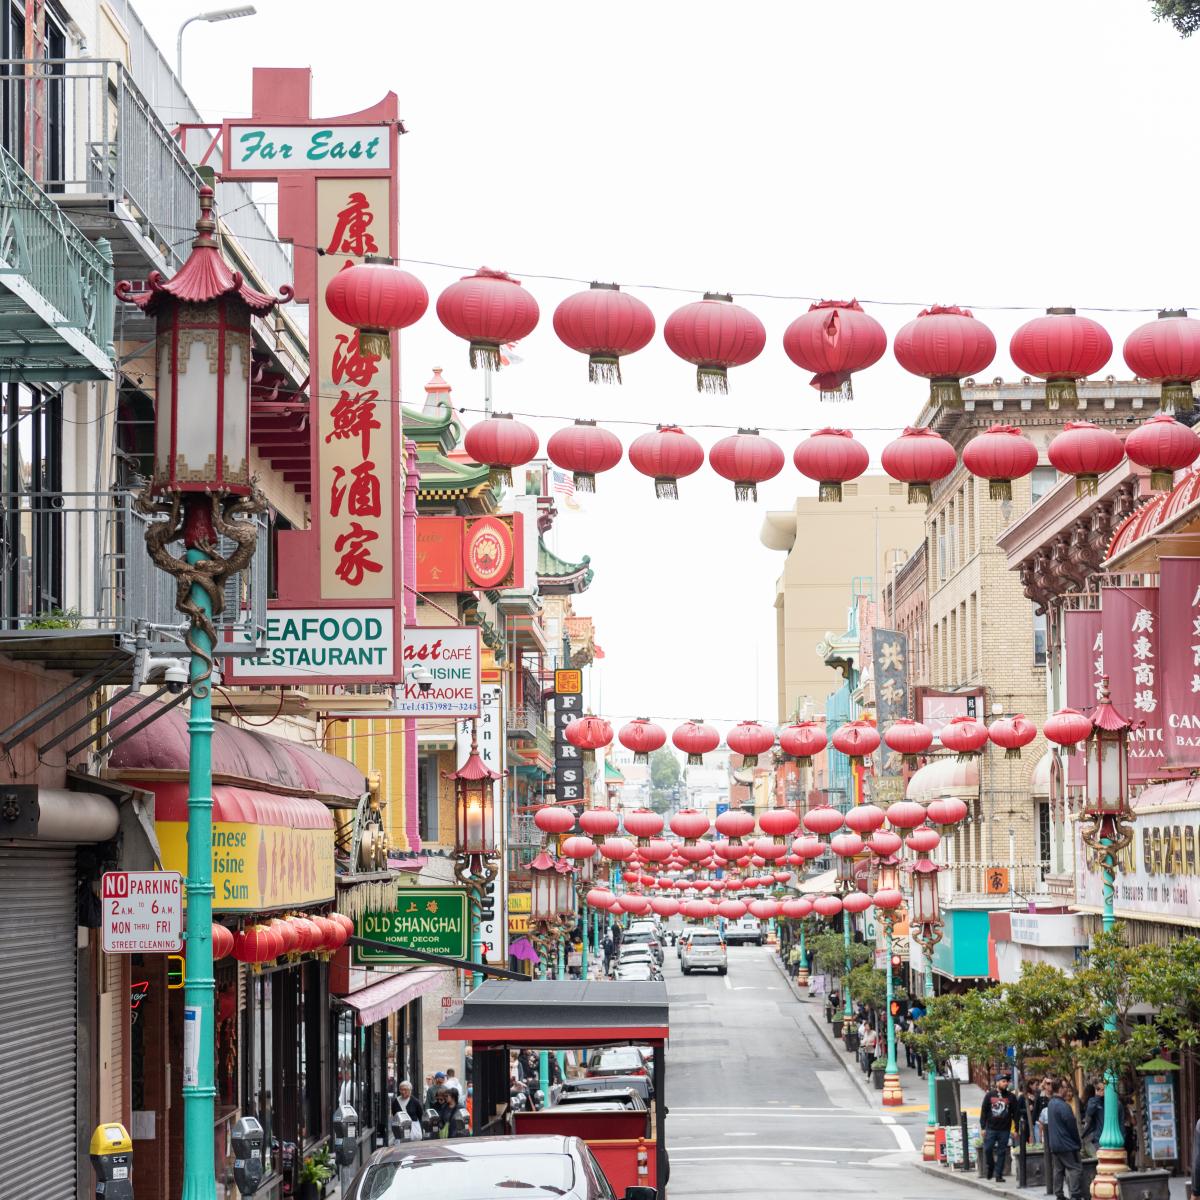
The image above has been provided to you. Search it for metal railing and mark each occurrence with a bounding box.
[0,60,293,293]
[0,144,113,371]
[0,491,265,651]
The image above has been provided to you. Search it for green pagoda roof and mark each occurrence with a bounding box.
[537,537,593,594]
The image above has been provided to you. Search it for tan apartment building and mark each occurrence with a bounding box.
[761,476,926,724]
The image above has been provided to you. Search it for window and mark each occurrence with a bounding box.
[268,512,293,600]
[1037,800,1052,873]
[1033,606,1048,666]
[418,753,440,842]
[1031,465,1058,503]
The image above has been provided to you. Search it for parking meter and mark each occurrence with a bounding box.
[333,1104,359,1168]
[231,1116,265,1195]
[90,1123,133,1199]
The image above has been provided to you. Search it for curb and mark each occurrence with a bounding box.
[915,1160,1042,1198]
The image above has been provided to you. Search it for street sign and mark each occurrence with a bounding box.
[102,872,183,953]
[356,888,469,964]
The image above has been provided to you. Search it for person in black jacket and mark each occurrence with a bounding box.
[391,1080,423,1139]
[981,1073,1020,1182]
[1046,1079,1086,1200]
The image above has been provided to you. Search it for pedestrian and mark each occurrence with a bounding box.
[981,1071,1020,1183]
[425,1070,447,1109]
[1046,1078,1086,1200]
[431,1087,457,1138]
[602,930,614,974]
[861,1022,879,1075]
[392,1080,423,1140]
[1080,1082,1102,1154]
[444,1067,463,1102]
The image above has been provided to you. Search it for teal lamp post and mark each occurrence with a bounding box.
[873,854,905,1107]
[834,851,857,1039]
[1081,679,1134,1200]
[906,855,945,1161]
[118,187,284,1200]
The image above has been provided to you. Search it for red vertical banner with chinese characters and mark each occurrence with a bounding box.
[1158,558,1200,768]
[1063,607,1103,786]
[1099,585,1164,782]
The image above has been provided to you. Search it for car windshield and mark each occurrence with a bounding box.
[623,930,653,942]
[690,933,722,945]
[619,947,651,959]
[358,1152,575,1199]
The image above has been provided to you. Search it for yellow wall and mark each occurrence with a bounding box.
[327,718,409,851]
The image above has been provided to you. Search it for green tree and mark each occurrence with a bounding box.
[1152,0,1200,36]
[648,748,682,814]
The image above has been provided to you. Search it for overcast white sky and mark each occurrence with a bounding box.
[143,0,1197,730]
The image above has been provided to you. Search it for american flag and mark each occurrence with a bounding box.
[552,469,575,498]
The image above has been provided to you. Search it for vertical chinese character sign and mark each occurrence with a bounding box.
[554,671,584,804]
[1159,558,1200,769]
[872,629,909,804]
[1063,607,1104,786]
[1100,585,1163,781]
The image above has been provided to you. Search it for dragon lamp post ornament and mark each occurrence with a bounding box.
[116,186,290,690]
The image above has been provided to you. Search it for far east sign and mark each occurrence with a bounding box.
[225,607,394,684]
[102,871,183,953]
[392,626,481,718]
[224,124,391,172]
[356,888,469,964]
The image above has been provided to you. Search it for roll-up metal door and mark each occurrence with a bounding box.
[0,847,78,1198]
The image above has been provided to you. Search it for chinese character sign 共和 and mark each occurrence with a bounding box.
[872,629,909,795]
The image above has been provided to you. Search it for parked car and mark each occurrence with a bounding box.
[615,959,662,982]
[675,925,717,959]
[561,1075,653,1103]
[680,929,727,975]
[724,915,763,946]
[586,1046,652,1081]
[343,1133,656,1200]
[546,1088,647,1112]
[620,926,663,964]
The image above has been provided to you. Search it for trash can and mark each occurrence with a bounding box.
[1115,1168,1170,1200]
[934,1077,961,1127]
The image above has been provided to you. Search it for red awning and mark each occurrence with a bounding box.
[109,696,364,802]
[147,780,334,828]
[338,967,445,1026]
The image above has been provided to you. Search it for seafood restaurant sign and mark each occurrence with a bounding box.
[226,608,395,682]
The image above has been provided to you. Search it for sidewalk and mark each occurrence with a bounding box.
[769,952,1190,1200]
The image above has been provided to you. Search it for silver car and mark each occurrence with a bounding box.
[680,929,727,975]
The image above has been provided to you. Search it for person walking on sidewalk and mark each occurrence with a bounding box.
[1046,1079,1086,1200]
[981,1072,1020,1183]
[860,1022,879,1075]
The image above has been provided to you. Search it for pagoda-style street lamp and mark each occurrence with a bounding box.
[117,188,287,1200]
[873,854,905,1107]
[1082,679,1134,1200]
[448,721,504,989]
[906,855,945,1162]
[834,849,857,1040]
[530,850,575,979]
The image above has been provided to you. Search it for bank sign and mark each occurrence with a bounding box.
[225,607,395,684]
[356,888,469,964]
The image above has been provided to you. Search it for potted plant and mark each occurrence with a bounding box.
[871,1057,886,1090]
[298,1147,334,1200]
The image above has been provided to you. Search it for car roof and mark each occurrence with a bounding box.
[368,1133,576,1164]
[556,1088,639,1101]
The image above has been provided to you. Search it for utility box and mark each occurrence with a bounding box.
[935,1077,961,1127]
[1116,1169,1171,1200]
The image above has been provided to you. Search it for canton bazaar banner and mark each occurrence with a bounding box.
[1099,585,1164,782]
[1063,608,1104,787]
[1159,558,1200,769]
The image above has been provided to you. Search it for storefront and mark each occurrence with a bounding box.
[988,910,1087,982]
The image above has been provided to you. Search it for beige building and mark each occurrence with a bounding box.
[762,476,926,723]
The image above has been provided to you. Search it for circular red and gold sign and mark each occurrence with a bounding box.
[464,515,515,589]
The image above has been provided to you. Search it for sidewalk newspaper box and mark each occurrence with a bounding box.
[232,1116,265,1194]
[333,1104,359,1168]
[90,1123,133,1200]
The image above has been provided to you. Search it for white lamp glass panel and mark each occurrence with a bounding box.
[175,335,219,483]
[222,333,250,484]
[1099,738,1123,813]
[155,338,173,481]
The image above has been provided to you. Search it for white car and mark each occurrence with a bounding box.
[724,915,763,946]
[680,928,727,974]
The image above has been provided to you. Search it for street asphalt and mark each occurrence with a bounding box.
[663,942,977,1199]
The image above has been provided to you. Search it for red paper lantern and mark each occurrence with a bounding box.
[463,413,539,485]
[718,899,748,920]
[831,720,881,765]
[580,808,621,836]
[678,840,713,862]
[961,424,1039,501]
[663,292,766,393]
[641,838,673,863]
[988,714,1038,759]
[651,896,680,917]
[1124,413,1200,491]
[752,838,788,861]
[311,915,341,954]
[673,719,720,765]
[883,718,934,768]
[759,807,801,841]
[813,895,843,917]
[534,805,576,835]
[211,923,235,960]
[791,835,825,860]
[927,797,969,828]
[715,808,756,841]
[1123,309,1200,413]
[842,891,874,914]
[794,428,869,502]
[884,801,928,830]
[622,894,651,916]
[233,924,276,965]
[617,717,667,764]
[830,832,865,858]
[269,917,299,956]
[561,835,597,859]
[324,259,428,357]
[803,804,844,835]
[1043,707,1093,750]
[1010,307,1112,409]
[436,267,540,370]
[587,887,615,909]
[547,420,623,493]
[628,424,705,499]
[782,299,886,401]
[599,837,636,862]
[708,429,785,502]
[669,808,711,840]
[880,427,958,504]
[553,281,655,384]
[291,916,321,954]
[939,715,990,761]
[624,809,665,842]
[872,888,904,911]
[1048,421,1125,497]
[844,803,886,835]
[565,716,614,765]
[726,720,776,767]
[905,827,941,854]
[779,721,827,764]
[893,305,997,409]
[866,829,903,857]
[749,899,780,920]
[782,898,812,919]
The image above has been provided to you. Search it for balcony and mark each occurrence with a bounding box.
[0,146,113,382]
[0,490,265,671]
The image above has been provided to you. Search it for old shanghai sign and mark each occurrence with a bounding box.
[355,888,469,964]
[225,607,394,684]
[392,626,481,718]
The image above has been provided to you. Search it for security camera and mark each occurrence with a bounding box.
[163,661,190,694]
[408,663,434,694]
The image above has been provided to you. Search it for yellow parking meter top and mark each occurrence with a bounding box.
[90,1123,132,1156]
